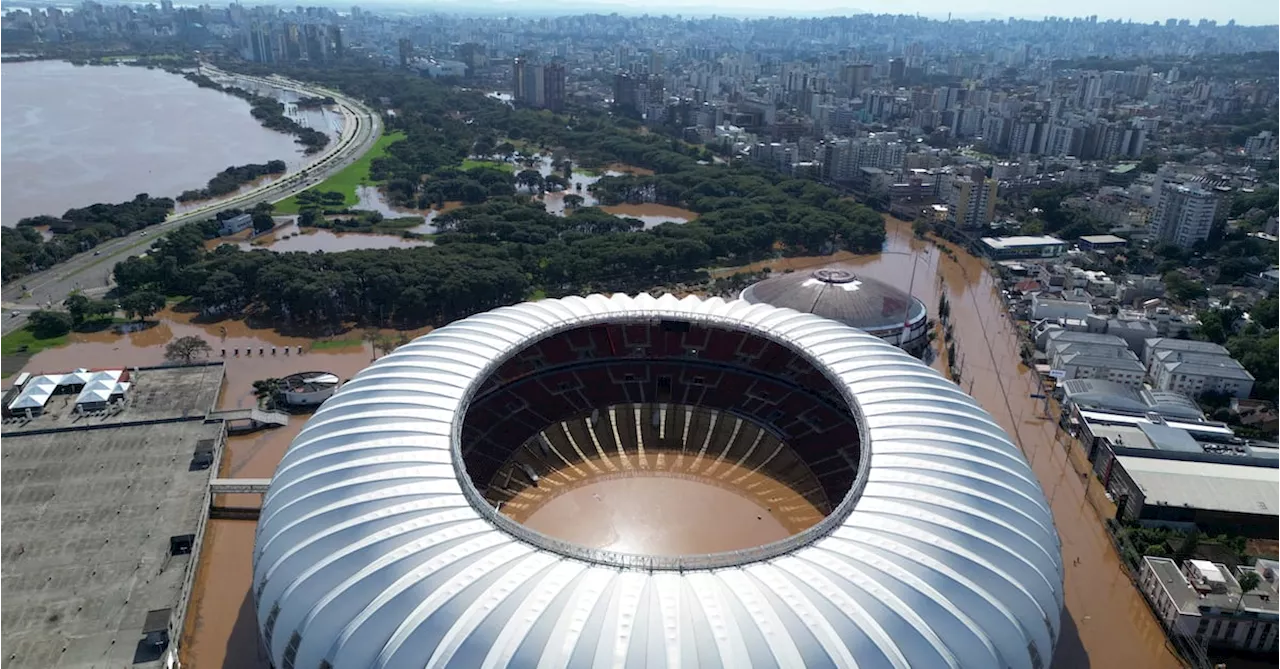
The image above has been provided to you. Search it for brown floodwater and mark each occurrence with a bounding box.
[601,203,697,228]
[520,474,793,556]
[1,60,307,226]
[225,220,432,253]
[179,519,271,669]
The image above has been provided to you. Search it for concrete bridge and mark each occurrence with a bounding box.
[209,478,271,519]
[208,408,289,434]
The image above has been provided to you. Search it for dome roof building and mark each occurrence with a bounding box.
[741,266,930,354]
[252,293,1061,669]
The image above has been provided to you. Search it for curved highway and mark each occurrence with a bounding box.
[1,66,382,336]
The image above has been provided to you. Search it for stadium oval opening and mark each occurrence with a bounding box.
[458,318,868,567]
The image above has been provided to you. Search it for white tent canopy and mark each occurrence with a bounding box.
[7,369,128,413]
[9,376,59,411]
[74,371,127,407]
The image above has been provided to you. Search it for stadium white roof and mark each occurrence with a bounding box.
[252,293,1063,669]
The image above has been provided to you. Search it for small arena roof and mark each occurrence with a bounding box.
[740,265,927,334]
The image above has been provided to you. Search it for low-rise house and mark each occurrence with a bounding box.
[218,213,253,237]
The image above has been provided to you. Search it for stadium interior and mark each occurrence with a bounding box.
[460,319,864,549]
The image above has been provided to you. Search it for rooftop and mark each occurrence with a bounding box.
[2,365,223,434]
[1079,234,1128,245]
[1,364,229,668]
[1144,557,1279,617]
[980,235,1068,249]
[1117,456,1278,517]
[741,265,927,334]
[0,420,224,668]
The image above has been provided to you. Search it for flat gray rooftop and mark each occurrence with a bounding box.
[1,364,237,667]
[0,418,222,668]
[2,364,223,434]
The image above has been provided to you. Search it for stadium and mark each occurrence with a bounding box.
[252,293,1063,669]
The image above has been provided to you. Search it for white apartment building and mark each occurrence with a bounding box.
[1148,351,1256,399]
[946,175,998,229]
[1150,181,1219,248]
[1139,557,1278,654]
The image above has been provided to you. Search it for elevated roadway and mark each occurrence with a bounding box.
[1,66,382,335]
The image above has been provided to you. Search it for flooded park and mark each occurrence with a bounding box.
[2,216,1180,669]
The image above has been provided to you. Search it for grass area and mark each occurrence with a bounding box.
[310,338,363,350]
[275,131,407,214]
[460,159,515,173]
[2,327,69,357]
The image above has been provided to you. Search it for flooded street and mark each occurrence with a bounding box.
[7,307,418,669]
[848,219,1181,669]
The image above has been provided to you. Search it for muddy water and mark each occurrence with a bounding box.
[179,519,271,669]
[208,217,432,253]
[600,203,697,228]
[521,475,792,556]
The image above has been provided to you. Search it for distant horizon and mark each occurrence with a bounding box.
[8,0,1279,25]
[285,0,1280,27]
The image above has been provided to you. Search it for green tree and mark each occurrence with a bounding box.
[64,293,93,325]
[1237,570,1262,612]
[1162,272,1207,303]
[28,310,73,338]
[1253,295,1278,330]
[252,212,275,234]
[120,291,165,321]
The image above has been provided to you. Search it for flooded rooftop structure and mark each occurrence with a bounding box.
[0,364,228,669]
[278,371,340,407]
[740,265,930,355]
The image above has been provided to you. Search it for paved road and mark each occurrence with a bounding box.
[1,66,381,336]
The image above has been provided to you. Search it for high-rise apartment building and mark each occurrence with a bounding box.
[1150,182,1219,248]
[398,37,412,68]
[521,63,545,108]
[512,57,527,101]
[543,62,566,112]
[947,176,999,229]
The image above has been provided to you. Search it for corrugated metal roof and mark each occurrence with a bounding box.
[251,294,1062,669]
[1117,456,1279,516]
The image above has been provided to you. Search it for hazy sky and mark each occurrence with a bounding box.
[374,0,1278,26]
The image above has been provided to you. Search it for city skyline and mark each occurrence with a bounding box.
[277,0,1279,26]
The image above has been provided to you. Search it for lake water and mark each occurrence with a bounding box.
[1,60,310,226]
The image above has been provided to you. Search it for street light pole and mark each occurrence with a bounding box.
[880,249,933,350]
